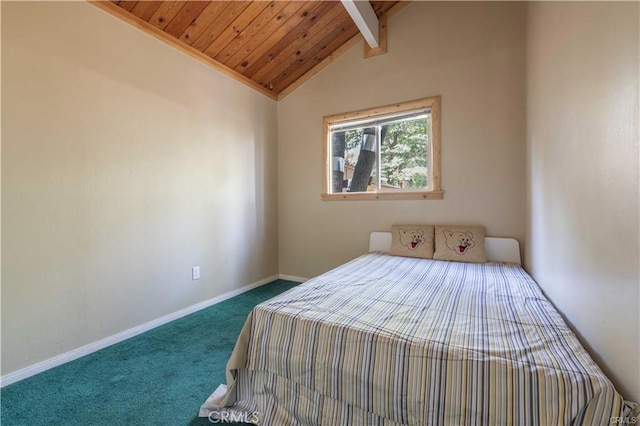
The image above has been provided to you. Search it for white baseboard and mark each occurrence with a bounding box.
[278,274,309,283]
[0,274,279,388]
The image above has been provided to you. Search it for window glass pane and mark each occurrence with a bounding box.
[330,127,378,193]
[380,116,429,190]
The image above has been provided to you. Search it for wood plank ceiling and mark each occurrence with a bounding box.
[95,1,400,99]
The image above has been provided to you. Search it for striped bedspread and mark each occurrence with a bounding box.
[200,253,637,425]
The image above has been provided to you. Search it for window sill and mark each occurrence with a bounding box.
[321,191,444,201]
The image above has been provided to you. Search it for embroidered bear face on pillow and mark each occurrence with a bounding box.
[445,231,475,254]
[390,225,435,259]
[433,225,487,263]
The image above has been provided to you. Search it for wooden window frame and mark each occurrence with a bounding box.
[322,96,443,201]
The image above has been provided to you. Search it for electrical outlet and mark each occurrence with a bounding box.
[192,266,200,280]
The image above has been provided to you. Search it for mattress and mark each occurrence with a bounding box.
[200,253,637,425]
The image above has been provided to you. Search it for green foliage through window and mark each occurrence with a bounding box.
[380,118,428,189]
[330,113,430,193]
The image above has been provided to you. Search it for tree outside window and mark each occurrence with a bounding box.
[322,97,442,201]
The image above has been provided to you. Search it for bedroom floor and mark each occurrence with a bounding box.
[0,279,299,426]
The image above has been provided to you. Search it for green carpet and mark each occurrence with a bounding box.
[1,279,299,426]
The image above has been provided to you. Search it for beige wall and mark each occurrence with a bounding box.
[278,2,527,278]
[1,2,278,375]
[526,2,639,402]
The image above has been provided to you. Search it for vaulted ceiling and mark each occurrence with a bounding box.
[91,1,404,100]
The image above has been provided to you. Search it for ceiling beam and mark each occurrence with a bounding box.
[279,2,410,100]
[340,0,379,48]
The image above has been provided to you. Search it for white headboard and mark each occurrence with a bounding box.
[369,232,521,265]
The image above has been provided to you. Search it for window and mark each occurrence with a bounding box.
[322,96,442,200]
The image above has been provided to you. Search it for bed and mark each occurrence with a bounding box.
[200,233,637,425]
